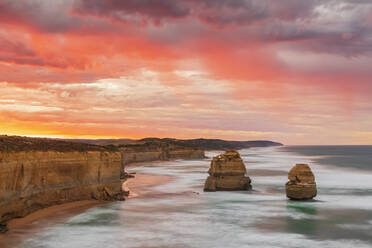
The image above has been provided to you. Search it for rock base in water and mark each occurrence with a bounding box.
[286,164,317,200]
[204,176,251,191]
[204,151,252,191]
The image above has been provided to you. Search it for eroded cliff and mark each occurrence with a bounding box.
[0,136,124,233]
[119,139,205,176]
[0,135,206,233]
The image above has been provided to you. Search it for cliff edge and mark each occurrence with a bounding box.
[66,137,283,151]
[119,139,205,177]
[0,136,125,233]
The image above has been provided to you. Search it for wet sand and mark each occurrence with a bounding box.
[0,172,172,248]
[124,173,174,198]
[0,200,107,248]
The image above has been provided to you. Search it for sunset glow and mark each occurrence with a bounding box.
[1,0,372,144]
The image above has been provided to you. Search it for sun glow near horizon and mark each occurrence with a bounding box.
[0,0,372,145]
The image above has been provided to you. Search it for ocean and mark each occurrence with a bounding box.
[12,146,372,247]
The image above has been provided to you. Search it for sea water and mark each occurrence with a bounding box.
[16,146,372,247]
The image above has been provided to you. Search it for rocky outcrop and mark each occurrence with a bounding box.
[204,151,252,191]
[286,164,317,200]
[0,136,125,233]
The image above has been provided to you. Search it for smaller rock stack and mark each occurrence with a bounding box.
[286,164,317,200]
[204,151,252,191]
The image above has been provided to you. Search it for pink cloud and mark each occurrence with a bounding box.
[0,0,372,144]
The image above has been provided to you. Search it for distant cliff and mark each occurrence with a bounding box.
[119,139,205,176]
[175,138,283,150]
[0,136,124,233]
[70,137,283,151]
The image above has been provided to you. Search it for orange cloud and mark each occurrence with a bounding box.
[0,0,372,144]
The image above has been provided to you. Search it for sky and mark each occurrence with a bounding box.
[0,0,372,145]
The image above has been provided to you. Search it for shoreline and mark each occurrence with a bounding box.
[124,173,174,198]
[0,200,107,248]
[124,157,207,168]
[0,172,173,248]
[6,200,106,230]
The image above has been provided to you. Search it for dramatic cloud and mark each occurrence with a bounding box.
[74,0,323,26]
[0,0,80,32]
[0,0,372,144]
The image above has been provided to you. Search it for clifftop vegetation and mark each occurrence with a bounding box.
[0,135,118,152]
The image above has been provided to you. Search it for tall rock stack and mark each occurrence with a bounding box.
[204,151,252,191]
[286,164,317,200]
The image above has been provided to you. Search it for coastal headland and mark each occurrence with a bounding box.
[0,135,282,234]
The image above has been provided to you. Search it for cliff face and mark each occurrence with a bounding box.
[0,151,123,230]
[0,135,206,233]
[119,140,204,179]
[0,136,124,233]
[120,140,205,169]
[167,149,205,159]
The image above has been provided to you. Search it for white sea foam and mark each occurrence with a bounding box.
[18,146,372,248]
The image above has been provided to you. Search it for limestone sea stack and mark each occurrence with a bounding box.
[286,164,317,200]
[204,151,252,191]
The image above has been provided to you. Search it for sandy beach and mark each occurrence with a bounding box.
[123,173,173,198]
[0,172,172,248]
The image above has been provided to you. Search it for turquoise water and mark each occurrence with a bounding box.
[12,147,372,247]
